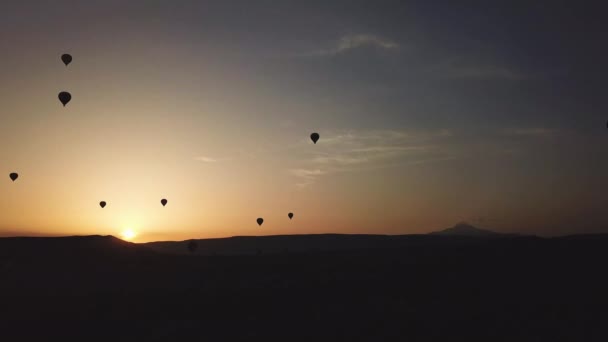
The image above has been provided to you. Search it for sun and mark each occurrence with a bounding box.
[120,228,138,241]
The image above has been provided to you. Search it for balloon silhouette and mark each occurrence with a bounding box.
[188,240,198,254]
[61,54,72,66]
[257,218,264,226]
[9,173,18,182]
[288,212,294,220]
[161,199,168,207]
[99,201,106,209]
[58,92,71,106]
[310,133,320,144]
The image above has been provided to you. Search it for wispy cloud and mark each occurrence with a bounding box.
[290,169,327,188]
[311,155,370,165]
[290,169,327,178]
[308,34,400,56]
[350,145,434,153]
[290,129,455,187]
[193,156,218,163]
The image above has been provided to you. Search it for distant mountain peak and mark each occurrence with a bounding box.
[430,222,501,236]
[453,221,476,229]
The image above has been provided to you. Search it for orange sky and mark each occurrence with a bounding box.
[1,2,607,242]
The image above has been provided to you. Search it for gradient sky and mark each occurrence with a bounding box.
[1,1,607,242]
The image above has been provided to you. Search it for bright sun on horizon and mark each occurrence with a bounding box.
[0,2,607,243]
[120,229,138,241]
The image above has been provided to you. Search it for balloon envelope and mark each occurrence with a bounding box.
[257,218,264,226]
[58,92,71,106]
[310,133,320,144]
[99,201,106,208]
[61,54,72,66]
[288,212,294,219]
[9,173,18,182]
[187,240,198,253]
[161,199,168,206]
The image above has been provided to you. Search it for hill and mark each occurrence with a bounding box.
[1,233,608,340]
[143,233,503,255]
[144,223,521,255]
[0,235,155,260]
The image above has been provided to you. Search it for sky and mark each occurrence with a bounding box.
[1,1,607,242]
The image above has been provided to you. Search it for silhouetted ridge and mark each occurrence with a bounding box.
[430,222,509,236]
[0,235,154,259]
[143,233,491,255]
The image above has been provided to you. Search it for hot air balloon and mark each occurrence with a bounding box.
[188,240,198,254]
[310,133,320,144]
[58,91,71,106]
[99,201,106,209]
[161,199,168,207]
[61,54,72,66]
[257,218,264,226]
[9,173,18,182]
[288,212,294,220]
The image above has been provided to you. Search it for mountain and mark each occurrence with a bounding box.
[430,222,509,237]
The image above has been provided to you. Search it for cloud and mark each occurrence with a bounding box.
[193,156,218,163]
[290,169,327,178]
[309,34,400,56]
[290,129,455,187]
[350,145,433,153]
[311,155,370,165]
[290,169,327,188]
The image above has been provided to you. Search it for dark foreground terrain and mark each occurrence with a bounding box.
[1,233,608,341]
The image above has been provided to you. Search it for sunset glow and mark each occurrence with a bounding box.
[0,2,607,242]
[120,228,137,241]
